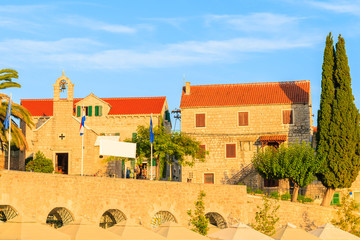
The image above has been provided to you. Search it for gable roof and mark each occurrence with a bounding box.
[21,97,166,116]
[180,80,310,108]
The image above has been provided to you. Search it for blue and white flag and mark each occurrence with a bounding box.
[80,107,86,136]
[3,96,11,130]
[149,116,154,144]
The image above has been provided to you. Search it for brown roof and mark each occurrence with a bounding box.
[21,97,166,116]
[180,80,310,108]
[259,135,288,142]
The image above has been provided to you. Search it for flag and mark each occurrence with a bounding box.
[80,107,86,136]
[3,96,11,130]
[149,116,154,144]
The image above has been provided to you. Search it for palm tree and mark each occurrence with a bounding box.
[0,69,33,151]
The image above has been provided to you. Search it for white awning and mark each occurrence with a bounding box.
[94,136,120,146]
[99,139,136,158]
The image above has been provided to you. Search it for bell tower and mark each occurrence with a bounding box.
[53,71,75,117]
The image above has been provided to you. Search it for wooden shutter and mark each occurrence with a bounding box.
[88,106,92,116]
[238,112,249,126]
[196,114,205,127]
[283,110,293,124]
[204,173,214,184]
[99,106,103,116]
[226,144,236,158]
[95,106,99,116]
[77,106,81,117]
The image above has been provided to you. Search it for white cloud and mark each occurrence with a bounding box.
[0,36,320,70]
[306,0,360,15]
[61,16,137,34]
[206,13,303,32]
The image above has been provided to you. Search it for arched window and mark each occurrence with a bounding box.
[99,209,127,229]
[151,211,177,229]
[46,207,74,228]
[205,212,227,229]
[0,205,18,222]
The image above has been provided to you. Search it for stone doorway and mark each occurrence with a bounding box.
[55,153,68,174]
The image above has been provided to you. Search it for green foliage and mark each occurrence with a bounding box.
[317,34,360,191]
[129,123,207,180]
[254,189,264,194]
[269,191,280,199]
[247,187,253,193]
[187,190,209,236]
[331,192,360,236]
[252,146,287,180]
[25,151,54,173]
[253,197,280,236]
[281,192,291,201]
[25,156,33,166]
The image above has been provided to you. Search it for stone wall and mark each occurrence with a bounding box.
[0,170,337,230]
[181,103,312,184]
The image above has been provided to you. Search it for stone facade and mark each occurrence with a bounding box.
[180,81,313,186]
[18,73,170,176]
[0,170,337,230]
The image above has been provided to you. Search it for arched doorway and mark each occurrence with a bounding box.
[205,212,227,229]
[99,209,127,229]
[46,207,74,228]
[0,205,18,222]
[151,211,177,229]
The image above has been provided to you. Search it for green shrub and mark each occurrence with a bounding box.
[297,194,305,203]
[304,196,314,203]
[252,196,280,236]
[254,189,264,194]
[247,187,253,193]
[269,191,280,199]
[281,192,291,201]
[25,151,54,173]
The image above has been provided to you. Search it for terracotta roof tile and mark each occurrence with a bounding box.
[180,81,310,108]
[259,135,288,142]
[21,97,166,116]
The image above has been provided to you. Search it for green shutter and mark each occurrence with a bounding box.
[132,133,137,141]
[95,106,99,116]
[165,110,170,121]
[131,159,135,169]
[77,106,81,117]
[152,159,157,166]
[99,106,103,116]
[331,192,340,205]
[115,133,120,136]
[88,106,92,116]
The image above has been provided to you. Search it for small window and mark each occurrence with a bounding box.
[199,145,206,159]
[77,106,81,117]
[204,173,214,184]
[196,113,206,128]
[238,112,249,126]
[264,178,279,187]
[226,144,236,158]
[283,110,293,124]
[95,106,103,116]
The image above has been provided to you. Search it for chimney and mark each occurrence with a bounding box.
[185,82,190,95]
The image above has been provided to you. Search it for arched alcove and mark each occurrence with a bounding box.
[151,210,177,229]
[0,205,18,222]
[205,212,227,229]
[99,209,127,229]
[46,207,74,228]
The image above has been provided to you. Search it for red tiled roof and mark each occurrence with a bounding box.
[259,135,288,142]
[313,126,317,133]
[180,81,310,108]
[21,97,166,116]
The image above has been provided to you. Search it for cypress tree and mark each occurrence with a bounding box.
[318,34,360,206]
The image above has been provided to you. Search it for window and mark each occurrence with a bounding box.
[204,173,214,184]
[77,106,92,117]
[283,110,293,124]
[196,113,206,128]
[95,106,103,116]
[264,178,279,187]
[238,112,249,126]
[199,145,206,159]
[226,144,236,158]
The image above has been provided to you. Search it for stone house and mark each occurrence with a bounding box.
[18,73,171,176]
[180,80,313,189]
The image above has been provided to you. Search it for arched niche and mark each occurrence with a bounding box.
[46,207,74,228]
[99,209,127,229]
[0,205,18,222]
[205,212,227,229]
[151,210,177,229]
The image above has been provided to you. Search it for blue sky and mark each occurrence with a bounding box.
[1,0,360,130]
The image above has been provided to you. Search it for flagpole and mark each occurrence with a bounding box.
[150,113,153,180]
[7,94,11,170]
[81,133,84,176]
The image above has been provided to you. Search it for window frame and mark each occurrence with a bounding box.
[282,109,294,125]
[195,113,206,128]
[225,143,237,159]
[203,172,215,184]
[237,111,249,127]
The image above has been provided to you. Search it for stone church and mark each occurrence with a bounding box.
[19,73,171,176]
